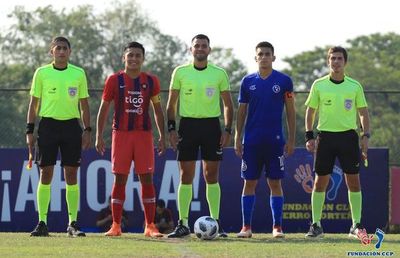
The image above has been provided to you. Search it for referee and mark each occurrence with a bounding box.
[304,46,370,239]
[26,36,91,237]
[166,34,233,238]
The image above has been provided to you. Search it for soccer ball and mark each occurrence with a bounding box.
[194,216,219,240]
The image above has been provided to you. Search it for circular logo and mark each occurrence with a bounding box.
[272,85,281,93]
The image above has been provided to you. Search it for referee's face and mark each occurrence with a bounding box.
[190,38,210,62]
[328,52,346,74]
[51,41,71,66]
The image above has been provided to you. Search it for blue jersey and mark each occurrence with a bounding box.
[238,70,293,146]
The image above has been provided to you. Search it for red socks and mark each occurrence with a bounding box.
[141,183,156,225]
[111,183,126,224]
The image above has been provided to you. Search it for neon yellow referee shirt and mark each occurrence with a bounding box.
[305,75,368,132]
[30,63,89,120]
[170,63,230,118]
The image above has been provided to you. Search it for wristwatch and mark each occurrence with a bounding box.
[224,127,232,135]
[362,133,370,139]
[84,126,92,132]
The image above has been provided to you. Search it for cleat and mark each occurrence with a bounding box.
[216,219,228,238]
[305,223,324,239]
[167,220,190,238]
[67,221,86,237]
[105,222,122,237]
[144,223,163,238]
[349,223,366,239]
[272,225,285,238]
[237,226,252,238]
[30,221,49,237]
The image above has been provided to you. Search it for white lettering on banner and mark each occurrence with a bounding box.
[1,170,11,222]
[86,160,113,211]
[15,162,39,211]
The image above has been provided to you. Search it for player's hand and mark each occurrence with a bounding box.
[157,137,166,156]
[82,130,91,150]
[169,130,179,151]
[95,136,106,156]
[220,132,231,147]
[306,139,316,153]
[234,139,243,158]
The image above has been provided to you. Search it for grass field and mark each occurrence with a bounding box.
[1,233,399,257]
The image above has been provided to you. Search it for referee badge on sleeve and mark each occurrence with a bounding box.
[344,99,353,110]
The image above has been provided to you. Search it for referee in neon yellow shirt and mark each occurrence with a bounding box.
[304,46,370,239]
[166,34,233,238]
[26,36,91,237]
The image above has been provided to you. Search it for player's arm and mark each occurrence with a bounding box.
[284,92,296,156]
[305,106,316,152]
[95,100,111,155]
[220,90,233,147]
[26,96,39,150]
[234,103,248,158]
[151,94,166,156]
[166,89,179,151]
[80,98,91,150]
[358,107,370,158]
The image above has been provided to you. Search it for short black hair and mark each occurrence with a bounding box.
[191,34,210,45]
[157,199,165,208]
[123,41,145,56]
[327,46,348,63]
[50,36,71,49]
[255,41,274,54]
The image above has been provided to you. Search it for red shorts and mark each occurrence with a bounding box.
[111,130,154,175]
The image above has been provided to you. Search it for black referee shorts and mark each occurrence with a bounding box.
[314,130,360,175]
[36,117,82,167]
[177,117,222,161]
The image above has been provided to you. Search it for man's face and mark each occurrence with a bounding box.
[190,38,210,62]
[50,41,71,64]
[123,48,144,70]
[328,52,346,74]
[255,47,275,69]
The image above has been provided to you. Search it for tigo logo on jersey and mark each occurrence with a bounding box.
[272,85,281,93]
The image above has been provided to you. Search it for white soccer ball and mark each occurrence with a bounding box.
[194,216,219,240]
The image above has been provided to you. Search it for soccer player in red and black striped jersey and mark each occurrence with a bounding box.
[96,42,165,237]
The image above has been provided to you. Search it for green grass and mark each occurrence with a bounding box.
[1,233,399,257]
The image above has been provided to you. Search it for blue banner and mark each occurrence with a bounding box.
[0,148,388,233]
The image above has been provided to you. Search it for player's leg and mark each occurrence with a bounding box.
[31,118,58,237]
[306,132,335,239]
[168,118,199,238]
[61,119,85,237]
[104,130,132,236]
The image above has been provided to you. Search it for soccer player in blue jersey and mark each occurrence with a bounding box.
[234,41,296,238]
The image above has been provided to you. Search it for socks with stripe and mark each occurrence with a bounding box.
[141,183,156,225]
[111,183,126,224]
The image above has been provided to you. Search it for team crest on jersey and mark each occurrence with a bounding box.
[249,85,256,90]
[68,87,77,97]
[241,160,247,172]
[142,83,147,89]
[206,87,215,98]
[344,99,353,110]
[272,85,281,93]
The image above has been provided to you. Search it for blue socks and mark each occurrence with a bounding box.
[241,195,255,226]
[270,196,284,226]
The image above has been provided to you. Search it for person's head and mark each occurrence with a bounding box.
[190,34,211,62]
[156,199,165,213]
[122,41,145,71]
[49,36,71,65]
[327,46,347,74]
[255,41,276,70]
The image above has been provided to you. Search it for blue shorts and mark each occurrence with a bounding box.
[241,144,285,180]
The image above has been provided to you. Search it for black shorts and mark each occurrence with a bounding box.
[314,130,360,175]
[177,117,222,161]
[36,117,82,167]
